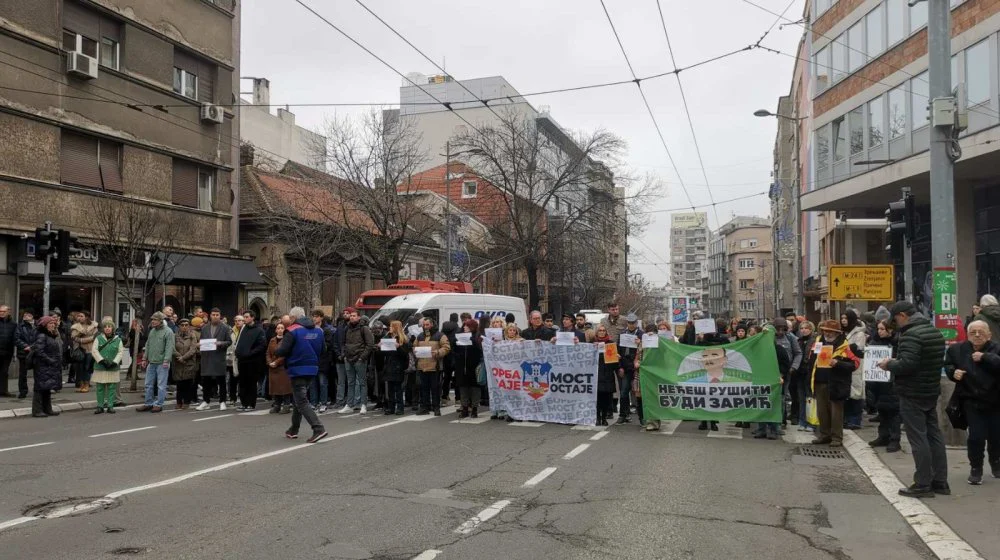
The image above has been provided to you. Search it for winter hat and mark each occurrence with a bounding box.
[150,311,166,322]
[980,294,999,307]
[818,319,842,333]
[889,301,916,317]
[772,318,789,330]
[101,319,116,330]
[191,317,204,328]
[874,305,891,323]
[625,313,639,323]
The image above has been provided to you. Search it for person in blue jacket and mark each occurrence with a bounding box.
[275,306,328,443]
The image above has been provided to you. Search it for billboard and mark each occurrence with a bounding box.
[671,212,707,230]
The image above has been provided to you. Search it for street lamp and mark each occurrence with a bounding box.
[437,142,482,280]
[754,108,806,315]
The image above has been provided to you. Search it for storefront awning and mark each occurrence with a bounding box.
[157,254,263,284]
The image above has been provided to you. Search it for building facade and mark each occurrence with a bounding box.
[786,0,1000,321]
[706,216,773,320]
[239,77,326,172]
[670,212,709,305]
[0,0,259,322]
[770,95,799,317]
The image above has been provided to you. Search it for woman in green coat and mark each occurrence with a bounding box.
[90,320,123,414]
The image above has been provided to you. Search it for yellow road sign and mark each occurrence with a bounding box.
[829,265,894,301]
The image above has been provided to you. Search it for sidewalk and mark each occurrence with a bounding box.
[0,372,146,419]
[854,423,1000,560]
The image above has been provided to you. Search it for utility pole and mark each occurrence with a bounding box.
[445,140,452,281]
[928,0,959,343]
[42,221,53,316]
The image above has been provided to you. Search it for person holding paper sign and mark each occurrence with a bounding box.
[615,314,643,424]
[454,320,484,418]
[809,320,860,448]
[866,320,901,451]
[944,320,1000,485]
[594,325,617,426]
[413,317,450,416]
[558,314,586,343]
[380,321,411,415]
[197,309,232,411]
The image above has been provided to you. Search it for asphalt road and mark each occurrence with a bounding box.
[0,405,936,560]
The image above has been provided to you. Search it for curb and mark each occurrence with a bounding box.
[842,430,985,560]
[1,399,143,419]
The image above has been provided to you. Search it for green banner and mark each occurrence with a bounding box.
[639,331,782,422]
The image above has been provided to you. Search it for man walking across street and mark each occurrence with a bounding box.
[0,305,17,397]
[338,309,374,414]
[878,301,948,498]
[275,306,327,443]
[234,311,267,411]
[136,312,175,413]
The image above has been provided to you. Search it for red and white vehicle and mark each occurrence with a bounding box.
[354,280,473,315]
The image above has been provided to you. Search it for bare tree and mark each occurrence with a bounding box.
[616,273,657,319]
[252,213,348,308]
[451,109,660,310]
[310,110,441,284]
[85,199,185,390]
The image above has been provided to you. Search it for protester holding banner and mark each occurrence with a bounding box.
[454,319,484,418]
[635,323,658,429]
[594,324,617,426]
[810,320,860,448]
[753,330,792,439]
[944,320,1000,485]
[695,328,729,431]
[558,314,586,343]
[522,311,555,342]
[868,320,901,452]
[491,323,523,421]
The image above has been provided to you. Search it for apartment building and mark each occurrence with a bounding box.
[0,0,257,320]
[706,216,773,320]
[670,212,709,305]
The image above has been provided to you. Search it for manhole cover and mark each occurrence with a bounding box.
[23,497,119,519]
[798,446,846,459]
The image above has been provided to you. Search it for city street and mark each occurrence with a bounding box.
[0,405,938,560]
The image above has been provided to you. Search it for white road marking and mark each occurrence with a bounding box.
[0,517,38,531]
[508,421,544,427]
[239,409,272,416]
[660,420,682,435]
[708,426,743,439]
[589,431,610,441]
[450,417,490,424]
[412,550,443,560]
[842,431,985,560]
[89,426,157,438]
[192,414,235,422]
[0,442,55,453]
[522,467,557,487]
[453,500,512,535]
[572,424,607,431]
[563,443,591,460]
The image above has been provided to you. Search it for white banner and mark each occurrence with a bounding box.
[863,345,893,382]
[483,340,599,426]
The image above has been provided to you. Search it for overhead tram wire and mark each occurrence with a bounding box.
[598,0,701,215]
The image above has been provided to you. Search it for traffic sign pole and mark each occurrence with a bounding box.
[42,221,52,317]
[902,187,913,303]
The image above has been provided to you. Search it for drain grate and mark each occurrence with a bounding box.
[798,446,846,459]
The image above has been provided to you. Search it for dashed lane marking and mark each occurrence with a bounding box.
[522,467,557,487]
[89,426,157,438]
[563,443,591,460]
[453,500,512,535]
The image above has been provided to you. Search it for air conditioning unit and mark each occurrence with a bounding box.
[66,51,98,79]
[200,103,224,124]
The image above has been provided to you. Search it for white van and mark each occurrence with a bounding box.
[371,293,528,331]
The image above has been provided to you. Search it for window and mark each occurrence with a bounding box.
[748,239,758,248]
[887,0,905,46]
[888,86,906,139]
[910,71,929,129]
[172,159,214,209]
[866,4,884,59]
[832,116,847,162]
[173,48,215,103]
[739,258,755,269]
[100,37,118,69]
[62,1,120,67]
[814,45,830,92]
[173,67,198,100]
[815,0,831,17]
[62,31,97,58]
[462,180,477,198]
[849,106,864,155]
[910,0,927,32]
[739,300,756,312]
[966,40,989,105]
[740,239,750,249]
[739,279,753,290]
[848,20,865,72]
[816,124,830,171]
[868,95,884,148]
[831,35,847,83]
[197,169,214,211]
[59,130,123,192]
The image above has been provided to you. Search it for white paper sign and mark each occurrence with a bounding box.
[408,324,423,338]
[414,346,433,359]
[694,319,716,335]
[555,331,577,346]
[379,338,398,352]
[641,333,660,349]
[863,345,893,382]
[485,328,503,341]
[619,334,638,348]
[199,339,217,352]
[597,342,606,352]
[456,333,473,346]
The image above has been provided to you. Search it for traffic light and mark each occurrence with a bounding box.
[54,229,78,274]
[885,192,915,254]
[34,228,57,261]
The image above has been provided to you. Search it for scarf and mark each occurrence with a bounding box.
[96,333,121,362]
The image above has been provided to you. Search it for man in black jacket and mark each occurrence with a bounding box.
[521,311,555,341]
[440,313,459,405]
[14,311,36,399]
[944,320,1000,485]
[0,305,18,397]
[879,301,948,498]
[234,311,267,410]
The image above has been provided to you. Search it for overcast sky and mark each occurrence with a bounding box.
[240,0,806,287]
